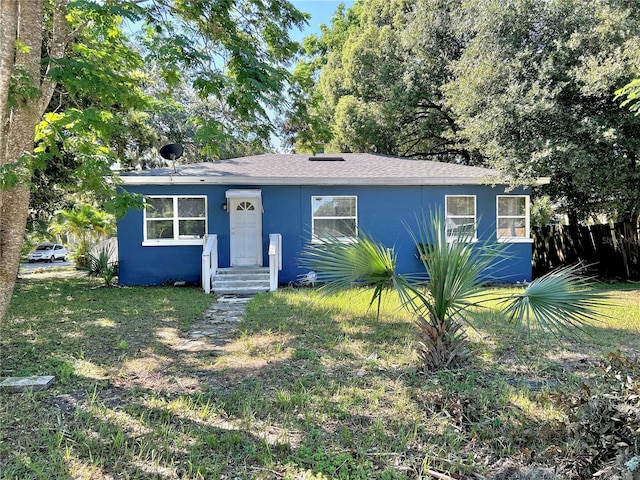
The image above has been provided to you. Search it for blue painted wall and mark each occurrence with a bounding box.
[117,184,532,286]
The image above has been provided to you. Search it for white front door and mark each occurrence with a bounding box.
[228,191,262,266]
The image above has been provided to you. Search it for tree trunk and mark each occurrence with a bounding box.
[415,314,470,371]
[0,1,18,154]
[0,0,44,321]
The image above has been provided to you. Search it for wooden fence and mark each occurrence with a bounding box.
[531,222,640,280]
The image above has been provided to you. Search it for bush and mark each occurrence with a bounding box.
[87,245,118,286]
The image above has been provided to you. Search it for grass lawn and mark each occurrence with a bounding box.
[1,271,638,479]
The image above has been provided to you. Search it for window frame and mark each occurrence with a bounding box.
[143,195,207,246]
[445,195,477,242]
[311,195,358,243]
[496,195,531,243]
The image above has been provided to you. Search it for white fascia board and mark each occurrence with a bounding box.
[119,175,506,186]
[225,189,262,198]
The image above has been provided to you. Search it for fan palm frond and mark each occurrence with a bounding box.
[300,231,411,317]
[498,263,608,339]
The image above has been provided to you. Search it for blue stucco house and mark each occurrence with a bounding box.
[117,153,547,292]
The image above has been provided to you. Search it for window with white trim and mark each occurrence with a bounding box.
[144,196,206,245]
[497,195,530,241]
[445,195,477,241]
[312,196,357,242]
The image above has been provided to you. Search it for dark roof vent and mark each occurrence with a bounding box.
[308,156,345,161]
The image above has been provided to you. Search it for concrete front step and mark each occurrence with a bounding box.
[213,285,270,295]
[212,267,270,294]
[216,267,269,275]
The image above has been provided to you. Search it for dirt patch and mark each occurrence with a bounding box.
[48,390,87,415]
[19,266,87,280]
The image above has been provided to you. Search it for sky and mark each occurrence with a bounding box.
[289,0,355,40]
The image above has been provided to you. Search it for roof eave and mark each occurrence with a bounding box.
[119,175,506,186]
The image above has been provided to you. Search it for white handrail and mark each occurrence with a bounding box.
[201,234,218,294]
[268,233,282,292]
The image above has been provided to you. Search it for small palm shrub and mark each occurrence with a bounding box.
[87,245,118,286]
[302,210,609,371]
[408,211,502,369]
[50,204,115,268]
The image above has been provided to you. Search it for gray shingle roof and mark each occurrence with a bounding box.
[120,153,504,186]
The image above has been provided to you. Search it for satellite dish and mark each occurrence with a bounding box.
[159,144,183,173]
[159,143,184,161]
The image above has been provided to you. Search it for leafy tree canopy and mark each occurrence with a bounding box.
[0,0,307,320]
[445,0,640,224]
[17,0,307,227]
[283,0,640,224]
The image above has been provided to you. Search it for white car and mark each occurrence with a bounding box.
[27,243,68,263]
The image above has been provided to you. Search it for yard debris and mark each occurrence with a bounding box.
[489,464,562,479]
[426,468,468,479]
[556,350,640,478]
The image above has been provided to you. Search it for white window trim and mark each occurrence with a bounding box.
[311,195,358,244]
[445,195,477,243]
[142,195,207,246]
[496,195,532,243]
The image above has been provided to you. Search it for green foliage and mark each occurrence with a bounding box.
[8,66,41,107]
[616,78,640,115]
[139,0,307,139]
[8,0,307,219]
[284,0,640,223]
[295,441,376,479]
[0,155,31,190]
[302,211,610,370]
[530,196,555,228]
[50,204,115,268]
[444,0,640,223]
[499,264,610,339]
[87,245,118,286]
[282,0,472,159]
[301,231,404,318]
[22,1,155,218]
[409,211,503,323]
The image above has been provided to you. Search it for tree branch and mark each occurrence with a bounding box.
[40,0,68,113]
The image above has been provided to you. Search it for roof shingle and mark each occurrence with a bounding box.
[120,153,503,186]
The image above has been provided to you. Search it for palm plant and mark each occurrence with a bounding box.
[407,212,504,369]
[50,204,115,268]
[87,245,118,287]
[299,232,410,318]
[302,210,608,371]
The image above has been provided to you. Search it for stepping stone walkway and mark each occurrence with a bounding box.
[176,295,253,353]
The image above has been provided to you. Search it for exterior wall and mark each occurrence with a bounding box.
[117,184,532,286]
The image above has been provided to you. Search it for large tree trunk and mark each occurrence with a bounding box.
[0,2,17,151]
[0,0,67,321]
[0,0,19,322]
[0,1,44,321]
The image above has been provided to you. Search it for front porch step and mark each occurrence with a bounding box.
[212,267,270,295]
